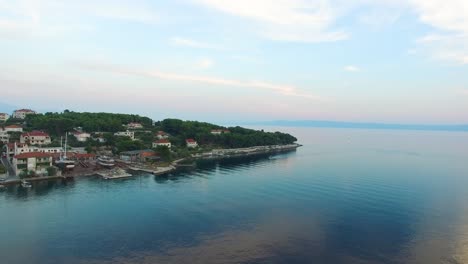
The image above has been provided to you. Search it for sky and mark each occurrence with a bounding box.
[0,0,467,124]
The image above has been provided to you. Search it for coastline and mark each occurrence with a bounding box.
[0,144,301,186]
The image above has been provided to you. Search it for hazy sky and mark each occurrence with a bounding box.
[1,0,467,123]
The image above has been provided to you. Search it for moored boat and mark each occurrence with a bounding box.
[21,180,32,188]
[97,156,115,168]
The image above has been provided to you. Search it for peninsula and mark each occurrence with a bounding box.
[0,109,299,182]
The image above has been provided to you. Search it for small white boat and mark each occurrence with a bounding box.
[21,180,32,188]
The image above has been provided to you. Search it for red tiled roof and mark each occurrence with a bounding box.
[14,152,52,159]
[6,142,27,148]
[186,139,196,143]
[5,125,22,128]
[157,131,167,135]
[155,139,170,143]
[22,131,50,137]
[15,109,35,113]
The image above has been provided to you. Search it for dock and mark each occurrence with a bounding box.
[128,165,176,175]
[97,168,133,180]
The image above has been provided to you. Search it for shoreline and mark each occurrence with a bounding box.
[0,144,301,186]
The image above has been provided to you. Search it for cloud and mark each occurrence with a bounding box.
[0,0,158,38]
[344,65,361,72]
[79,62,326,101]
[410,0,468,65]
[193,0,348,43]
[196,58,215,69]
[170,37,224,50]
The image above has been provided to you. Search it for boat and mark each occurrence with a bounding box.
[21,180,32,188]
[55,133,75,170]
[97,156,115,168]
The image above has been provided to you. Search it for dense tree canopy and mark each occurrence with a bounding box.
[17,112,297,152]
[25,111,153,136]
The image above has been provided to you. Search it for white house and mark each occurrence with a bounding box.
[20,131,52,145]
[0,113,9,122]
[4,125,23,133]
[72,131,91,142]
[4,142,61,160]
[0,131,9,143]
[186,139,198,148]
[114,130,135,140]
[13,152,53,176]
[153,139,171,148]
[12,109,36,119]
[156,131,169,139]
[211,129,222,135]
[127,122,143,129]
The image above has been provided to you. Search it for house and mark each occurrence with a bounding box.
[12,109,36,119]
[0,130,9,143]
[0,113,9,122]
[4,142,61,160]
[211,129,223,135]
[12,152,53,176]
[72,131,91,142]
[114,130,135,140]
[5,125,23,133]
[186,139,198,148]
[211,129,230,135]
[153,139,171,148]
[156,131,169,139]
[20,131,52,145]
[127,122,143,129]
[5,142,29,160]
[120,149,158,163]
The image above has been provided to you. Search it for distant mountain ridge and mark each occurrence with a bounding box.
[249,120,468,132]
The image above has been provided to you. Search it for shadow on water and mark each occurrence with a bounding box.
[153,151,297,184]
[3,178,76,199]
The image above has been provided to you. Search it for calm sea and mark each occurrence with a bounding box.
[1,127,468,264]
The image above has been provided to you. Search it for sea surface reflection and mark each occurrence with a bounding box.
[1,127,468,264]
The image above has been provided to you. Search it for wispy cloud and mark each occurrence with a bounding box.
[344,65,361,72]
[411,0,468,65]
[194,0,348,43]
[171,37,224,50]
[78,62,326,101]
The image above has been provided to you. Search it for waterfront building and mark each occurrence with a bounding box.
[186,139,198,148]
[4,125,23,133]
[0,113,9,122]
[153,139,171,149]
[12,152,53,176]
[20,131,52,145]
[12,109,36,119]
[120,149,158,163]
[114,130,135,140]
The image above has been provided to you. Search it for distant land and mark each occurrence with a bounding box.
[248,120,468,132]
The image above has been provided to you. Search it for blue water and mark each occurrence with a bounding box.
[1,127,468,264]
